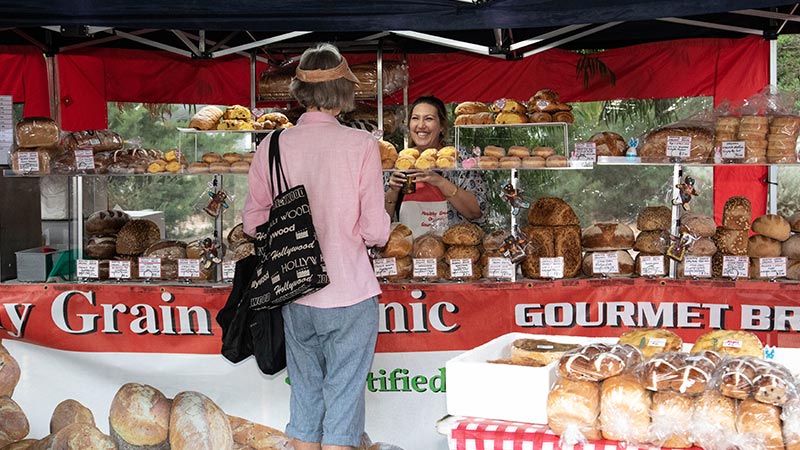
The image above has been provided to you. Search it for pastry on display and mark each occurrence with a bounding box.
[509,339,581,366]
[528,89,561,113]
[454,112,495,125]
[495,112,528,124]
[557,343,642,382]
[690,329,763,358]
[380,223,413,258]
[378,140,398,169]
[545,155,568,167]
[189,106,224,130]
[617,328,682,359]
[589,131,628,157]
[454,101,491,116]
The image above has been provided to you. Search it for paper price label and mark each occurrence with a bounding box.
[722,339,743,349]
[17,151,40,172]
[178,259,201,278]
[540,257,564,279]
[76,259,99,279]
[684,256,711,278]
[647,338,667,348]
[138,257,162,279]
[412,258,438,278]
[722,255,749,278]
[573,142,597,161]
[721,141,746,159]
[666,136,692,158]
[592,252,620,275]
[449,259,473,278]
[373,257,398,277]
[109,260,131,279]
[487,257,514,279]
[639,255,665,276]
[759,257,787,278]
[222,261,236,280]
[74,149,96,170]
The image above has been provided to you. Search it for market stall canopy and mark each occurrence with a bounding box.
[2,2,800,58]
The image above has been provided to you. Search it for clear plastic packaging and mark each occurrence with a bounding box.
[15,117,59,148]
[546,376,602,445]
[557,343,643,382]
[61,129,124,153]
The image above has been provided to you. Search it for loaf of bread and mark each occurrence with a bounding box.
[736,399,784,450]
[169,391,233,450]
[680,213,717,238]
[520,226,555,278]
[454,101,490,116]
[554,225,583,278]
[789,211,800,232]
[529,89,560,112]
[752,214,792,241]
[384,256,412,281]
[649,391,694,448]
[442,222,484,246]
[37,422,116,450]
[634,230,668,254]
[109,383,171,449]
[444,245,481,263]
[581,250,634,277]
[62,130,123,153]
[784,235,800,259]
[0,396,29,447]
[637,206,672,231]
[692,330,763,358]
[227,415,290,450]
[85,235,117,260]
[639,126,714,163]
[510,339,581,366]
[716,357,758,399]
[527,198,579,226]
[411,234,445,259]
[618,328,682,359]
[691,389,737,450]
[10,149,51,175]
[639,352,685,391]
[669,350,722,395]
[15,117,59,148]
[0,345,21,397]
[454,112,495,126]
[687,237,717,256]
[581,223,634,251]
[444,259,482,281]
[380,223,413,258]
[783,397,800,450]
[749,234,782,257]
[546,377,602,442]
[713,226,749,255]
[589,131,627,157]
[189,106,224,130]
[1,438,37,449]
[85,210,130,236]
[751,359,795,406]
[599,372,651,443]
[558,343,642,382]
[722,196,752,230]
[50,399,95,434]
[116,220,161,256]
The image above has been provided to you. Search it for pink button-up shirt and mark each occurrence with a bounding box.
[242,111,390,308]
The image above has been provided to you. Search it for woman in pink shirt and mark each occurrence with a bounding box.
[242,43,390,450]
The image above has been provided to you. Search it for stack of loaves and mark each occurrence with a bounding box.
[442,222,484,281]
[748,213,792,280]
[377,223,414,281]
[781,212,800,280]
[527,89,574,123]
[11,117,59,175]
[767,115,800,164]
[633,206,672,277]
[520,197,582,279]
[114,219,162,279]
[711,197,752,278]
[453,101,494,126]
[581,222,635,277]
[84,209,132,280]
[676,213,718,278]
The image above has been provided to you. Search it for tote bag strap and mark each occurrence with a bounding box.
[267,128,290,196]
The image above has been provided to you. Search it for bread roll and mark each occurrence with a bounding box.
[521,156,545,168]
[0,396,29,447]
[558,344,642,382]
[546,378,602,442]
[454,102,490,116]
[639,352,684,391]
[0,345,21,397]
[202,152,223,164]
[599,373,651,443]
[15,117,59,148]
[713,226,749,256]
[752,362,795,406]
[35,422,115,450]
[411,234,445,259]
[589,131,628,157]
[227,415,290,450]
[189,106,224,130]
[230,161,250,173]
[169,391,233,450]
[527,197,579,226]
[482,145,505,158]
[749,235,782,257]
[498,156,521,168]
[507,146,530,158]
[581,250,634,277]
[717,358,756,398]
[50,399,94,434]
[618,328,682,359]
[637,206,672,231]
[788,211,800,232]
[187,162,210,174]
[209,161,231,173]
[510,339,580,366]
[545,155,568,167]
[109,383,171,449]
[736,399,784,450]
[634,230,668,254]
[722,196,752,230]
[649,391,693,448]
[668,350,721,395]
[783,234,800,259]
[476,156,499,169]
[532,146,555,158]
[691,390,737,450]
[692,330,763,358]
[581,222,635,251]
[86,209,130,236]
[680,213,717,238]
[752,214,792,241]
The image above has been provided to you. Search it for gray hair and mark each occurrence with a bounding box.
[290,43,356,112]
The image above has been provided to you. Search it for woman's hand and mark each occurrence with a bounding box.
[387,170,406,193]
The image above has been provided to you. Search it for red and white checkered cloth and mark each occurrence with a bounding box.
[447,417,703,450]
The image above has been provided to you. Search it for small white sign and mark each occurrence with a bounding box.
[109,260,132,279]
[647,337,668,348]
[759,257,787,278]
[76,259,99,279]
[74,149,96,170]
[17,151,40,172]
[722,339,743,349]
[138,257,162,279]
[721,141,746,160]
[666,135,692,158]
[592,252,620,275]
[222,261,236,280]
[373,257,399,277]
[722,255,749,278]
[540,257,564,279]
[178,259,201,278]
[0,96,12,164]
[412,258,438,278]
[684,256,712,278]
[573,142,597,161]
[487,257,514,279]
[449,258,473,278]
[639,255,665,276]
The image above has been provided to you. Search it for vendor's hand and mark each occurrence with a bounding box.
[407,169,447,191]
[387,170,407,192]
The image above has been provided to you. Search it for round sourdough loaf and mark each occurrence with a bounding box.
[0,344,21,397]
[752,214,792,241]
[581,223,634,251]
[169,391,233,450]
[748,234,782,257]
[116,220,161,256]
[85,209,130,236]
[109,383,170,449]
[634,231,667,254]
[788,211,800,232]
[637,206,671,232]
[589,131,627,157]
[783,235,800,259]
[50,399,95,434]
[444,245,481,263]
[0,396,29,446]
[527,197,579,226]
[411,234,445,259]
[680,213,717,238]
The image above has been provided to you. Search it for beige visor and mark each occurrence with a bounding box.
[295,58,360,83]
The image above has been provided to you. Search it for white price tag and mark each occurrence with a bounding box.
[639,255,665,276]
[222,261,236,280]
[412,258,438,278]
[721,141,746,160]
[76,259,99,279]
[449,258,473,278]
[487,257,514,279]
[722,339,743,349]
[592,252,620,275]
[759,257,787,278]
[539,256,564,279]
[138,257,162,279]
[572,142,597,161]
[74,149,96,170]
[666,136,692,158]
[109,260,132,279]
[684,256,711,278]
[17,151,40,172]
[722,255,749,278]
[647,337,668,348]
[373,257,398,277]
[178,259,201,278]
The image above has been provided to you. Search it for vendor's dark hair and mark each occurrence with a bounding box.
[408,95,449,141]
[290,43,355,112]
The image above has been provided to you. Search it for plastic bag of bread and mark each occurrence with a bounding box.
[736,398,785,450]
[15,117,59,148]
[638,120,715,163]
[648,390,694,448]
[749,358,796,406]
[61,129,124,153]
[599,372,651,444]
[411,233,446,280]
[557,343,643,382]
[691,389,741,450]
[351,61,409,98]
[782,392,800,450]
[10,148,51,175]
[546,376,602,445]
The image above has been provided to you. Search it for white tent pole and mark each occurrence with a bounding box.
[768,39,778,214]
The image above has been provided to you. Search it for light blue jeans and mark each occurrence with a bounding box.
[282,296,378,447]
